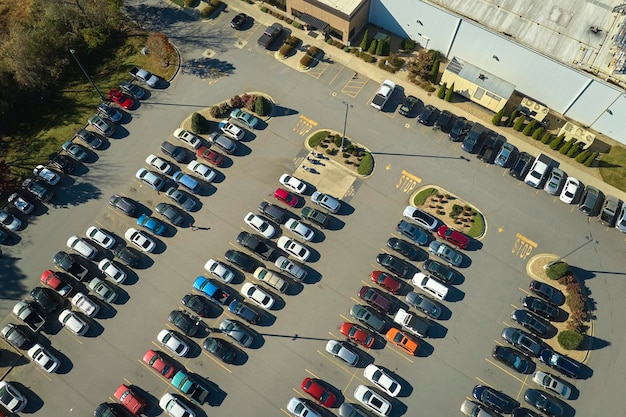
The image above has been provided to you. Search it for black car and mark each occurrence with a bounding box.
[168,310,201,337]
[511,407,542,417]
[577,185,603,216]
[434,110,453,131]
[53,251,90,281]
[22,178,54,202]
[74,128,103,149]
[258,201,287,224]
[511,309,548,337]
[405,291,442,319]
[524,389,564,417]
[477,132,506,164]
[501,327,543,357]
[225,249,257,273]
[230,12,249,29]
[155,202,185,226]
[109,194,137,217]
[30,286,63,314]
[529,281,565,306]
[95,403,125,417]
[49,154,75,174]
[522,296,559,320]
[462,123,485,153]
[203,336,237,363]
[376,253,410,278]
[418,105,439,125]
[448,117,471,141]
[472,385,518,414]
[422,258,459,285]
[386,237,419,260]
[113,243,141,267]
[539,349,580,378]
[492,345,533,374]
[509,152,534,179]
[398,95,420,117]
[181,293,212,317]
[228,299,259,324]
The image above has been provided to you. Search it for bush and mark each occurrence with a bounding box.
[445,82,454,101]
[241,93,257,110]
[584,151,599,167]
[401,38,416,50]
[513,115,526,131]
[575,149,589,163]
[358,152,374,175]
[367,39,377,54]
[546,261,569,280]
[334,134,342,147]
[558,330,584,350]
[375,39,383,56]
[218,102,232,115]
[307,46,320,57]
[285,35,300,46]
[360,29,369,50]
[200,6,215,18]
[380,38,390,56]
[566,142,580,157]
[506,109,519,127]
[209,0,221,6]
[360,53,375,63]
[437,82,446,99]
[549,134,565,150]
[260,6,268,12]
[299,54,314,68]
[560,138,576,155]
[430,59,440,82]
[413,187,437,206]
[540,131,553,144]
[308,131,329,147]
[254,96,271,117]
[292,21,303,30]
[278,44,293,57]
[522,119,537,136]
[209,106,220,118]
[191,112,211,134]
[230,95,243,108]
[184,0,195,6]
[492,108,504,126]
[531,126,544,140]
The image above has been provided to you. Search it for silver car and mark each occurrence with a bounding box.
[544,168,566,195]
[311,191,341,213]
[325,340,359,366]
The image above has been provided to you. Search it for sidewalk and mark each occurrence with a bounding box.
[222,0,626,203]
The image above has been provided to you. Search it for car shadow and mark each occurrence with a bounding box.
[197,184,218,198]
[256,310,277,327]
[335,202,355,216]
[428,321,448,339]
[445,286,465,302]
[84,318,104,338]
[95,301,118,320]
[325,216,344,231]
[49,346,73,375]
[268,292,284,311]
[148,236,167,255]
[210,169,226,184]
[12,381,44,414]
[466,239,483,251]
[415,339,434,357]
[228,343,249,366]
[284,280,304,296]
[111,285,130,305]
[232,142,252,157]
[159,224,178,238]
[217,155,234,169]
[301,267,321,285]
[202,379,227,408]
[304,247,320,263]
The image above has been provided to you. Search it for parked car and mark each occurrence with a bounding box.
[230,12,249,29]
[405,291,442,319]
[511,309,548,337]
[492,345,533,373]
[165,188,197,212]
[244,212,275,238]
[402,206,439,231]
[495,142,518,167]
[325,339,359,366]
[396,220,429,245]
[33,164,61,185]
[428,240,463,267]
[253,267,289,293]
[599,195,621,227]
[524,389,563,417]
[385,328,419,355]
[460,400,499,417]
[539,349,580,378]
[1,323,33,349]
[196,146,224,167]
[532,371,572,399]
[71,292,100,317]
[274,256,307,281]
[124,228,156,253]
[30,287,63,314]
[143,349,176,378]
[98,258,126,283]
[422,258,459,285]
[168,310,201,337]
[28,343,60,373]
[398,95,419,117]
[472,385,517,414]
[58,309,89,335]
[49,154,75,174]
[544,168,566,195]
[301,377,337,408]
[349,304,387,332]
[577,185,603,216]
[436,225,469,249]
[354,384,392,416]
[277,236,310,261]
[109,194,137,216]
[204,259,235,283]
[108,88,135,109]
[529,280,565,306]
[375,253,410,278]
[274,188,298,207]
[0,210,21,231]
[279,174,307,194]
[119,81,147,99]
[40,269,73,296]
[137,214,167,236]
[358,286,393,314]
[97,102,123,123]
[616,202,626,232]
[186,161,216,183]
[86,226,116,249]
[157,329,189,357]
[88,277,118,303]
[363,364,401,397]
[523,296,560,320]
[287,397,321,417]
[434,109,453,131]
[203,336,237,363]
[156,202,185,226]
[159,393,196,417]
[559,177,581,204]
[67,235,97,259]
[418,104,438,125]
[86,116,114,138]
[62,140,88,161]
[449,118,472,141]
[301,206,329,228]
[113,244,142,267]
[161,141,188,163]
[501,327,542,357]
[219,318,254,347]
[0,381,28,412]
[114,383,147,415]
[206,132,237,155]
[182,293,212,317]
[173,128,202,150]
[284,218,314,241]
[219,120,245,140]
[311,191,341,213]
[259,201,288,223]
[225,249,257,272]
[228,299,259,324]
[22,178,54,202]
[509,152,534,180]
[386,237,419,260]
[230,108,259,129]
[8,192,35,214]
[145,154,172,174]
[370,270,402,294]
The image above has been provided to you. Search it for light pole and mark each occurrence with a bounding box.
[341,101,353,151]
[69,49,105,101]
[544,235,597,269]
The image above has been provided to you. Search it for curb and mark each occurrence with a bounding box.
[303,130,373,179]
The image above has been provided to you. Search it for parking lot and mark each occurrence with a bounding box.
[1,1,626,416]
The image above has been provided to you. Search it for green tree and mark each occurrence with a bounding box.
[367,39,377,54]
[381,38,391,56]
[575,149,589,163]
[560,138,576,155]
[375,38,383,55]
[492,108,504,126]
[540,131,553,144]
[532,126,544,140]
[445,82,454,101]
[584,151,599,166]
[522,119,537,136]
[558,330,584,350]
[549,134,565,150]
[566,141,580,157]
[254,95,272,116]
[359,29,369,50]
[430,59,440,82]
[506,109,519,127]
[513,115,526,131]
[437,82,447,99]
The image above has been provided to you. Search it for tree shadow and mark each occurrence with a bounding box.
[272,106,299,117]
[582,334,610,351]
[182,58,236,79]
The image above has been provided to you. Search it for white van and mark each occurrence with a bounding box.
[412,272,449,301]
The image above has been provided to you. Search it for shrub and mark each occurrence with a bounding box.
[413,187,437,206]
[285,18,293,24]
[531,126,544,140]
[230,95,243,108]
[200,6,215,18]
[559,138,576,154]
[292,21,303,30]
[285,35,300,46]
[360,53,375,63]
[558,330,584,350]
[260,6,268,12]
[307,46,320,57]
[513,115,526,131]
[360,29,369,50]
[540,131,553,144]
[445,82,454,101]
[254,96,271,117]
[209,0,221,6]
[209,106,220,118]
[375,38,383,55]
[299,54,314,68]
[401,38,416,50]
[506,109,519,127]
[522,119,537,136]
[241,93,257,110]
[218,102,232,115]
[492,108,504,126]
[184,0,195,6]
[308,131,329,147]
[430,59,440,82]
[191,112,211,134]
[358,152,374,175]
[334,134,342,147]
[549,134,565,150]
[584,151,599,167]
[278,44,293,57]
[546,261,569,280]
[575,149,589,163]
[381,38,391,56]
[437,82,447,99]
[368,39,377,54]
[566,142,580,157]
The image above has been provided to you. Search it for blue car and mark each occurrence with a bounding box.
[396,220,429,245]
[137,214,166,235]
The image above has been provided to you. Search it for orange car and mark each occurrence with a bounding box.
[386,328,419,355]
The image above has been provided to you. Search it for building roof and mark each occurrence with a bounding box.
[446,56,515,99]
[311,0,366,16]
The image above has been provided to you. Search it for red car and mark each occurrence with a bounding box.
[370,270,402,294]
[358,286,393,313]
[40,269,73,297]
[340,321,375,348]
[108,89,135,110]
[301,377,337,407]
[436,225,469,249]
[114,384,147,415]
[143,349,175,378]
[274,188,298,207]
[197,146,224,167]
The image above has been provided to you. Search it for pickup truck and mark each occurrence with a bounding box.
[370,80,396,110]
[129,66,159,87]
[257,22,283,48]
[171,370,211,405]
[524,153,553,188]
[13,300,46,332]
[53,251,89,281]
[393,308,431,337]
[193,277,232,306]
[236,231,276,261]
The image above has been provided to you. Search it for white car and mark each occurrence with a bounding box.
[124,228,156,253]
[0,210,21,231]
[353,384,391,417]
[244,212,275,238]
[325,340,359,366]
[286,397,321,417]
[402,206,439,231]
[157,330,189,357]
[173,128,202,149]
[279,174,307,194]
[284,218,314,241]
[241,282,275,310]
[186,161,216,183]
[58,309,89,336]
[204,259,234,283]
[559,177,581,204]
[532,371,572,399]
[219,120,245,140]
[0,381,27,412]
[145,154,172,174]
[159,393,196,417]
[98,258,127,283]
[277,236,311,261]
[33,164,61,185]
[252,267,289,293]
[311,191,341,213]
[274,255,307,281]
[363,364,401,397]
[460,400,498,417]
[67,235,97,259]
[71,292,100,317]
[28,343,60,373]
[86,226,116,249]
[136,168,166,191]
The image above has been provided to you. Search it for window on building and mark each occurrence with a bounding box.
[474,88,485,100]
[329,26,343,40]
[265,0,286,12]
[291,8,303,19]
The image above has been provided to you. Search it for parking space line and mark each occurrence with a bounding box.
[328,331,340,340]
[515,374,532,400]
[475,376,492,387]
[386,346,414,363]
[316,350,361,376]
[198,352,232,373]
[279,408,292,417]
[304,368,319,379]
[518,288,532,296]
[339,313,351,322]
[349,297,360,304]
[328,65,347,86]
[484,358,526,384]
[34,367,52,381]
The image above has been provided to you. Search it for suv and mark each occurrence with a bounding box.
[301,206,329,228]
[258,201,287,223]
[472,385,517,414]
[509,152,534,179]
[462,123,485,153]
[160,141,187,163]
[434,110,453,131]
[577,185,603,216]
[396,220,429,245]
[208,132,237,155]
[599,195,620,226]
